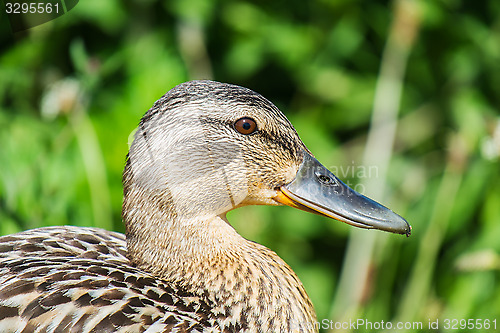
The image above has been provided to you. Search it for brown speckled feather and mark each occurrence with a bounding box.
[0,227,210,332]
[0,226,316,332]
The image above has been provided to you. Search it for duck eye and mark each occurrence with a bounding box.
[234,117,257,135]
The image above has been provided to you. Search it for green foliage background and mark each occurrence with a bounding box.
[1,0,499,331]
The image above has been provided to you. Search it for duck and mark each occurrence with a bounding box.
[0,80,410,333]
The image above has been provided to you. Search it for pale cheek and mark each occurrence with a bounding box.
[244,188,281,206]
[281,163,300,185]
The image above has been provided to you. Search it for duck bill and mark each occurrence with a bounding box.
[275,153,411,236]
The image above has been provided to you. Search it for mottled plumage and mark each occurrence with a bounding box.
[0,80,409,333]
[0,226,314,332]
[0,227,206,332]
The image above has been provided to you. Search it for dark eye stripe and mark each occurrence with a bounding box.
[234,117,257,135]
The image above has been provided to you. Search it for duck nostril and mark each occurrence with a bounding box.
[317,174,334,185]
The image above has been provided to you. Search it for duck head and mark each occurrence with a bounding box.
[124,80,410,238]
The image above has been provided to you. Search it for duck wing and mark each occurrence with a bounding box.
[0,226,212,332]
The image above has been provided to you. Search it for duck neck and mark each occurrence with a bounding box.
[126,204,245,284]
[123,187,317,332]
